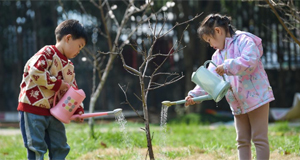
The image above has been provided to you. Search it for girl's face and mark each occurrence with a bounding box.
[202,27,227,50]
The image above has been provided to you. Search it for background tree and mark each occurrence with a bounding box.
[263,0,299,45]
[259,0,300,108]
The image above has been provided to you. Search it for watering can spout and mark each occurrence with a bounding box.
[69,108,123,121]
[162,95,212,107]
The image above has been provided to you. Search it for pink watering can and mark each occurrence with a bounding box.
[50,85,122,124]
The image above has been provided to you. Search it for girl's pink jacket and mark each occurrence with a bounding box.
[188,31,275,115]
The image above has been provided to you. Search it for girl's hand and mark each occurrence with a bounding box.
[185,95,195,106]
[215,64,225,76]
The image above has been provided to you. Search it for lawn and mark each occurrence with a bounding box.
[1,114,300,160]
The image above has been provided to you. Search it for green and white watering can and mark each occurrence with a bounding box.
[162,60,230,106]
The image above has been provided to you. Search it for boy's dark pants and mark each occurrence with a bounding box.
[19,111,70,160]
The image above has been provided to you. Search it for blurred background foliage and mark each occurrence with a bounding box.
[1,0,299,122]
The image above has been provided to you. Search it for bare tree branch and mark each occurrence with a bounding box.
[90,0,113,50]
[97,51,119,55]
[119,3,173,49]
[133,92,143,102]
[82,48,95,63]
[123,65,141,76]
[104,1,120,28]
[148,73,184,91]
[157,15,167,37]
[58,0,68,19]
[118,49,142,76]
[151,24,189,77]
[264,0,300,45]
[118,83,144,120]
[158,13,202,38]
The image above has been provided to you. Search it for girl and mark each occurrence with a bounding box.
[185,14,275,160]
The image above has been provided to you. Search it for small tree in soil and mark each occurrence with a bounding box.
[118,9,201,160]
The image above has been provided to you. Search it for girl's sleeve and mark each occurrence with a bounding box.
[188,85,207,97]
[223,36,261,76]
[29,54,61,92]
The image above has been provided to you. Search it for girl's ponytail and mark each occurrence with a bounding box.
[197,13,236,40]
[223,16,235,36]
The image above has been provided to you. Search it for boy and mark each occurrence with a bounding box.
[18,19,88,159]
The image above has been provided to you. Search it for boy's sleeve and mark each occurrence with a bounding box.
[28,53,61,92]
[223,36,261,76]
[74,105,84,115]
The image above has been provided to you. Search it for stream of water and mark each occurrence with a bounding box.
[159,104,169,159]
[115,111,131,148]
[114,107,171,159]
[115,111,143,159]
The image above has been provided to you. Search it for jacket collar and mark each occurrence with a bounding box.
[51,45,68,62]
[217,33,237,54]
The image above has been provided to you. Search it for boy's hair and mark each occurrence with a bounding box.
[197,14,236,41]
[55,19,88,44]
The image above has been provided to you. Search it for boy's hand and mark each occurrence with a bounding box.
[74,111,84,123]
[215,64,225,76]
[59,81,69,92]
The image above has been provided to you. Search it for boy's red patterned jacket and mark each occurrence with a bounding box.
[18,45,84,116]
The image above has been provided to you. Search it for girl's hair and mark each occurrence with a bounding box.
[197,14,236,41]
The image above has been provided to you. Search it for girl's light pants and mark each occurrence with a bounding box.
[19,111,70,160]
[234,103,270,160]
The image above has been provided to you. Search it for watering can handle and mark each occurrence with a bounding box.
[53,83,70,108]
[203,60,226,81]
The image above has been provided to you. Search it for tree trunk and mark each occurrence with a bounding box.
[87,0,115,138]
[139,74,154,159]
[88,54,117,137]
[144,104,154,159]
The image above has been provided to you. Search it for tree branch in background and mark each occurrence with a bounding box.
[58,0,68,19]
[265,0,300,45]
[118,83,144,120]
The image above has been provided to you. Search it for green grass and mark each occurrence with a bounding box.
[0,132,26,159]
[1,115,300,159]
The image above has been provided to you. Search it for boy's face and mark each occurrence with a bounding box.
[202,27,226,50]
[63,34,86,59]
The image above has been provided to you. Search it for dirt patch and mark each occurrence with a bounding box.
[0,128,20,136]
[0,123,20,136]
[77,147,300,160]
[0,122,19,128]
